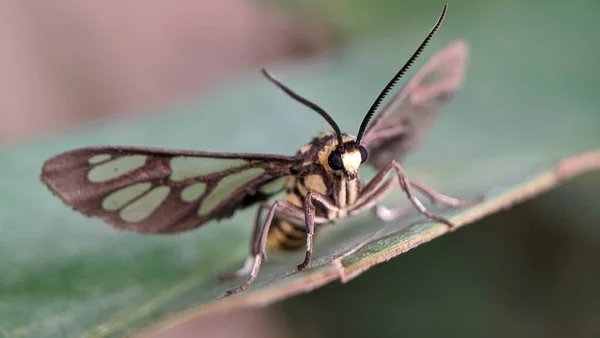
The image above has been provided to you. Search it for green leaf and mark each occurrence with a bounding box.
[2,1,600,337]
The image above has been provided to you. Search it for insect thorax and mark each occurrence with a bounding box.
[266,131,362,251]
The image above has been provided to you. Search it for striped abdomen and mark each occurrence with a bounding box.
[266,173,334,251]
[265,172,327,250]
[266,217,309,250]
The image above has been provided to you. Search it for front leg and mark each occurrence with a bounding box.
[410,180,483,208]
[389,161,454,227]
[360,160,479,228]
[298,190,339,271]
[299,192,316,271]
[378,161,481,225]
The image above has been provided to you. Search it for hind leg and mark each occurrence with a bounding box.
[218,200,304,296]
[216,203,269,281]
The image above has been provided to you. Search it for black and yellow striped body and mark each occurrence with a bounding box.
[266,131,362,250]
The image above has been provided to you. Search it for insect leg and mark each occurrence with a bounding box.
[332,178,405,261]
[391,161,456,227]
[223,254,263,296]
[223,200,303,296]
[374,162,481,224]
[253,202,271,260]
[307,177,401,261]
[349,177,396,216]
[298,192,316,271]
[363,161,456,228]
[217,202,269,281]
[410,180,483,207]
[297,191,339,271]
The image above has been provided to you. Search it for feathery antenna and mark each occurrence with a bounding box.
[356,4,448,143]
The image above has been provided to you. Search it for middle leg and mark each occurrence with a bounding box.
[356,160,460,228]
[297,190,340,271]
[222,200,298,295]
[216,202,269,282]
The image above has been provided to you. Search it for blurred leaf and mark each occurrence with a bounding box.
[2,0,600,335]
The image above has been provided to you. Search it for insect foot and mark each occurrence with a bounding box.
[297,250,312,271]
[221,254,263,296]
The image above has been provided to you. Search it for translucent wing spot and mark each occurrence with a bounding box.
[88,154,112,164]
[120,186,171,223]
[170,157,247,181]
[198,168,265,216]
[87,155,147,183]
[259,176,287,195]
[102,182,152,211]
[180,182,207,202]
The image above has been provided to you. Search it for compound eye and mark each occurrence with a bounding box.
[358,145,368,164]
[327,151,343,171]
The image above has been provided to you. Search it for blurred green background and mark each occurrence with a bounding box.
[1,0,599,337]
[271,0,600,337]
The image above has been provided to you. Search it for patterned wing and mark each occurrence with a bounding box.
[361,39,469,169]
[41,146,302,233]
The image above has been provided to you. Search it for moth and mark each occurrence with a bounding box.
[41,4,479,295]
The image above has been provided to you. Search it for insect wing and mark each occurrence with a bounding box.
[361,39,469,169]
[41,146,300,233]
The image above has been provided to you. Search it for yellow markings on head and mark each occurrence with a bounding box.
[180,182,206,202]
[303,174,327,195]
[88,154,112,164]
[170,157,246,181]
[119,186,171,223]
[317,131,334,139]
[102,182,152,211]
[316,134,357,173]
[341,134,356,143]
[341,150,362,173]
[197,168,265,216]
[88,155,147,182]
[299,131,334,159]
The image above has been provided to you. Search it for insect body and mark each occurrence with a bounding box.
[40,4,479,295]
[265,131,362,251]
